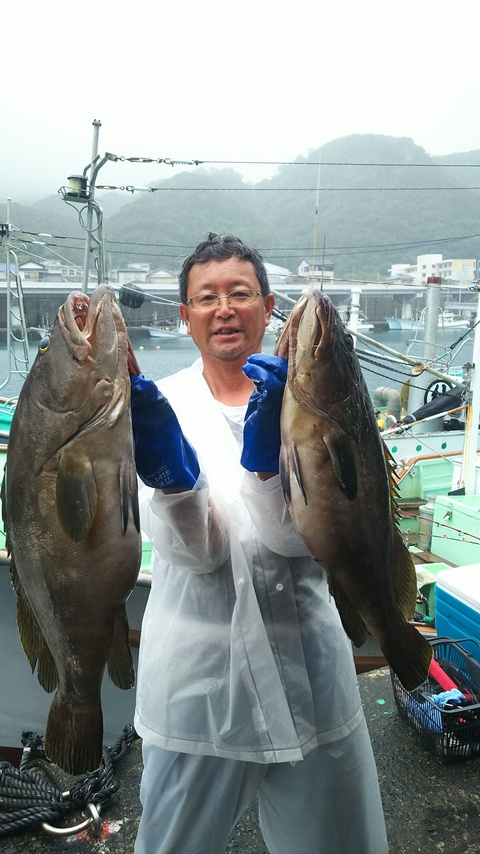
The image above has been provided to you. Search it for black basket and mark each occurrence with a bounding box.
[390,637,480,762]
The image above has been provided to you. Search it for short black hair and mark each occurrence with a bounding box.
[178,233,270,303]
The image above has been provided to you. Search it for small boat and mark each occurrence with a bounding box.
[148,320,189,339]
[384,309,471,331]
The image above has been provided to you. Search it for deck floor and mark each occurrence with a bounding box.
[1,667,479,853]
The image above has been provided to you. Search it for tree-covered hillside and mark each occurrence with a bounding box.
[3,134,480,280]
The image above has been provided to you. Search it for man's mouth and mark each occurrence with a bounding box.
[213,327,241,336]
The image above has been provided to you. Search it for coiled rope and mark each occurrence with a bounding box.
[0,725,139,838]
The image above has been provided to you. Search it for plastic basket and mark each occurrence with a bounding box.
[390,637,480,762]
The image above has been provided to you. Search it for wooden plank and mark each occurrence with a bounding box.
[355,656,387,675]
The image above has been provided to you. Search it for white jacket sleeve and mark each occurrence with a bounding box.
[240,471,311,558]
[138,476,230,574]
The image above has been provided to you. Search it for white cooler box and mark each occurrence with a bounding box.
[435,565,480,662]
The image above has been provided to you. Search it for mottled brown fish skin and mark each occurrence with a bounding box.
[275,292,432,691]
[2,286,142,774]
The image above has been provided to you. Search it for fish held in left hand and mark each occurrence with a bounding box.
[2,286,142,774]
[275,291,432,691]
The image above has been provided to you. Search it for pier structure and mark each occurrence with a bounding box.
[0,275,453,332]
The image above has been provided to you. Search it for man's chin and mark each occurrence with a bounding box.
[209,339,252,362]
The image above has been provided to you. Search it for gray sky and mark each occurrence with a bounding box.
[2,0,479,205]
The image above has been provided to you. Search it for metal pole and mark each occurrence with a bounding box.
[349,286,361,341]
[463,288,480,493]
[407,276,441,416]
[82,119,102,293]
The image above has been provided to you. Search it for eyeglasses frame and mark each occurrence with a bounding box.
[185,289,262,311]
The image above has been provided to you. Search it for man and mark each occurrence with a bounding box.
[130,233,388,853]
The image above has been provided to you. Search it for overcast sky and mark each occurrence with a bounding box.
[2,0,479,206]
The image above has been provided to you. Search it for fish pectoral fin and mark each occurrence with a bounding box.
[329,577,369,648]
[323,435,357,500]
[120,462,141,534]
[281,443,307,505]
[279,446,291,503]
[392,526,418,621]
[107,605,135,690]
[11,557,59,693]
[56,453,98,542]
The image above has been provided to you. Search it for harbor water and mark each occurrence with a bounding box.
[0,324,475,402]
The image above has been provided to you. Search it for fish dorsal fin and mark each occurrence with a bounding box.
[383,442,401,516]
[56,451,98,542]
[323,435,357,500]
[392,525,418,621]
[382,442,418,620]
[10,556,59,693]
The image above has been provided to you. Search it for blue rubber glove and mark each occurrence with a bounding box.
[240,354,288,473]
[130,374,200,490]
[429,689,467,709]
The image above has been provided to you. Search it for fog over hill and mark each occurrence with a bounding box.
[2,134,480,281]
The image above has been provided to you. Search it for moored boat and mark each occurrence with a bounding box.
[384,309,471,331]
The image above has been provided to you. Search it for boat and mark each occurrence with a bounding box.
[339,307,374,332]
[148,319,189,339]
[384,309,471,331]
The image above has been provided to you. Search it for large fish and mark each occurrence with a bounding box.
[2,286,142,774]
[275,291,432,691]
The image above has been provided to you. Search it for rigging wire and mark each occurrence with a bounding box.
[105,153,480,169]
[95,184,480,193]
[12,232,480,267]
[16,228,480,254]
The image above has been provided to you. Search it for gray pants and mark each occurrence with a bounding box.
[135,719,388,854]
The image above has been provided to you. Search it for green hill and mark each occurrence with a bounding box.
[3,134,480,280]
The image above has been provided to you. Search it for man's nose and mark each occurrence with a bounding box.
[215,296,235,316]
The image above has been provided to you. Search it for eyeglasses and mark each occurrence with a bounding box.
[186,289,261,311]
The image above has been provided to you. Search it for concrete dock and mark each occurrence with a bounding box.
[1,666,479,853]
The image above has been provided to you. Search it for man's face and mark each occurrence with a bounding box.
[179,257,275,364]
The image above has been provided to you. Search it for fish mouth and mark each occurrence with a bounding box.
[312,293,332,360]
[60,287,119,361]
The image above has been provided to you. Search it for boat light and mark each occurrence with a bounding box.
[65,174,89,200]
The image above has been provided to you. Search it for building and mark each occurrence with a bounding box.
[389,255,478,287]
[298,259,334,280]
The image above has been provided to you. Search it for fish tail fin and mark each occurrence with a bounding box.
[384,622,432,692]
[45,692,103,775]
[107,606,135,690]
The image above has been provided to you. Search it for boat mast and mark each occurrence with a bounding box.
[82,119,102,294]
[60,119,110,293]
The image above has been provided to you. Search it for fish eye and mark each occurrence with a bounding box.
[38,335,51,354]
[344,333,354,351]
